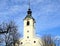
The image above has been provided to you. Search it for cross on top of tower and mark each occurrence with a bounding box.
[29,0,30,9]
[27,0,32,15]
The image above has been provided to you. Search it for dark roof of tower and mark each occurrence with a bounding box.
[27,8,32,14]
[24,8,36,23]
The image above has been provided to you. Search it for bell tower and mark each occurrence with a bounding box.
[19,1,43,46]
[23,0,36,39]
[23,7,35,39]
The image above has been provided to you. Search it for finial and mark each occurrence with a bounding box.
[27,0,32,15]
[29,0,30,9]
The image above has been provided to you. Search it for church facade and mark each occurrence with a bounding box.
[18,8,44,46]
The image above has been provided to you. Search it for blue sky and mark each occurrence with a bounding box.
[0,0,60,38]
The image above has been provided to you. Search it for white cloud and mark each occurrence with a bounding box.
[54,36,60,40]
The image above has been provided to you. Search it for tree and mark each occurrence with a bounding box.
[0,23,8,34]
[0,21,20,46]
[0,23,8,46]
[4,21,20,46]
[42,35,56,46]
[0,35,4,46]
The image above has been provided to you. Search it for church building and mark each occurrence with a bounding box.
[18,5,44,46]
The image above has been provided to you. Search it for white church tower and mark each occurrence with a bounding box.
[24,8,35,39]
[19,1,44,46]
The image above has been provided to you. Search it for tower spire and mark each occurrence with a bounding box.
[29,0,30,9]
[27,0,32,15]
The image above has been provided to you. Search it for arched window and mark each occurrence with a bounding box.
[27,21,30,26]
[27,36,29,38]
[21,42,23,44]
[34,41,36,43]
[27,30,29,32]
